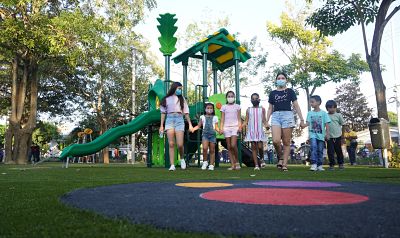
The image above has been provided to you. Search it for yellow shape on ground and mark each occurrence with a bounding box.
[175,182,234,188]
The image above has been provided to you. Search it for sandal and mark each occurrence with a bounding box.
[276,159,283,170]
[281,165,288,172]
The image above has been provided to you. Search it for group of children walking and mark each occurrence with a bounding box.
[160,73,346,172]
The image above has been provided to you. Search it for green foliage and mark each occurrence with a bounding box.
[264,11,369,108]
[157,13,178,56]
[32,121,61,150]
[0,124,5,145]
[334,82,373,132]
[390,143,400,168]
[388,111,398,126]
[306,0,379,36]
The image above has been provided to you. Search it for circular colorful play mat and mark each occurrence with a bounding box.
[61,180,400,237]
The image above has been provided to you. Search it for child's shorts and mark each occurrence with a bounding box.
[271,111,295,128]
[223,126,239,138]
[165,114,185,132]
[202,133,216,143]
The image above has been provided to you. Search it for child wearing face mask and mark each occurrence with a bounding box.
[243,93,268,170]
[192,102,219,170]
[220,91,242,170]
[160,82,194,171]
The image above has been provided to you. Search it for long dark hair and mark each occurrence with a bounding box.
[161,82,185,111]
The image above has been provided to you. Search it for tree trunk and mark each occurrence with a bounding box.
[305,87,311,111]
[5,57,39,164]
[369,60,388,120]
[98,116,109,164]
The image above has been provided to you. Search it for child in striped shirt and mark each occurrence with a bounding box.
[243,93,268,170]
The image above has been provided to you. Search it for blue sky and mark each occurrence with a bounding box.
[136,0,400,116]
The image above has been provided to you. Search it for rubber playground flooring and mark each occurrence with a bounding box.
[62,179,400,238]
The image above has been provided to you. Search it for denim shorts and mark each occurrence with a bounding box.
[271,111,295,128]
[202,133,216,143]
[165,114,185,131]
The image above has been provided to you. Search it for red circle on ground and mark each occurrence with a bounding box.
[200,188,369,206]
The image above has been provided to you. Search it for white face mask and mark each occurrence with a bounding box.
[227,97,235,103]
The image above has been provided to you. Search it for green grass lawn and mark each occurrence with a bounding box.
[0,162,399,238]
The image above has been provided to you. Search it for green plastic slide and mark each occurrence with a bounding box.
[59,110,160,160]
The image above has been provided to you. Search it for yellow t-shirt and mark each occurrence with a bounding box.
[344,131,357,146]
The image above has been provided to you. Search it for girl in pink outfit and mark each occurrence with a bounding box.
[159,82,193,171]
[220,91,241,170]
[243,93,268,170]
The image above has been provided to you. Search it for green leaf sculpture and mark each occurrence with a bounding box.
[157,13,178,56]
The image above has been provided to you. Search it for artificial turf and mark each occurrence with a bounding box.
[0,162,399,238]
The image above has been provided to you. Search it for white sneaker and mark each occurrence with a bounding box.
[180,159,186,170]
[254,166,260,171]
[201,161,208,170]
[309,164,317,171]
[169,165,176,171]
[317,165,325,171]
[235,164,241,170]
[260,162,267,168]
[208,165,214,171]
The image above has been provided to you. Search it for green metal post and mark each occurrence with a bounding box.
[164,55,171,168]
[234,52,240,105]
[234,51,242,166]
[165,55,171,92]
[147,125,153,168]
[212,65,218,95]
[183,60,188,98]
[202,48,208,103]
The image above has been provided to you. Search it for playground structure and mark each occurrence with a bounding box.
[60,13,262,167]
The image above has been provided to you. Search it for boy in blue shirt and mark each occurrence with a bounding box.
[306,95,331,171]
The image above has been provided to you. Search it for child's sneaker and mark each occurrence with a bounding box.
[201,161,208,170]
[260,162,267,168]
[180,159,186,170]
[317,165,325,171]
[169,165,176,171]
[254,166,260,171]
[235,164,241,170]
[328,166,335,171]
[309,164,317,171]
[339,164,345,170]
[208,165,214,171]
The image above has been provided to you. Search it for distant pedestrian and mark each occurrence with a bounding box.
[344,125,358,165]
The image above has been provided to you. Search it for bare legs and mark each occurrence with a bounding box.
[202,140,216,165]
[251,141,264,167]
[226,136,239,168]
[272,126,293,169]
[166,129,185,166]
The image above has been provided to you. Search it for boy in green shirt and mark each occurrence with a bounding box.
[325,100,345,170]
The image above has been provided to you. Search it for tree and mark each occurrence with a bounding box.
[388,111,398,126]
[334,82,373,131]
[32,121,61,153]
[0,0,158,164]
[264,10,369,110]
[306,0,400,120]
